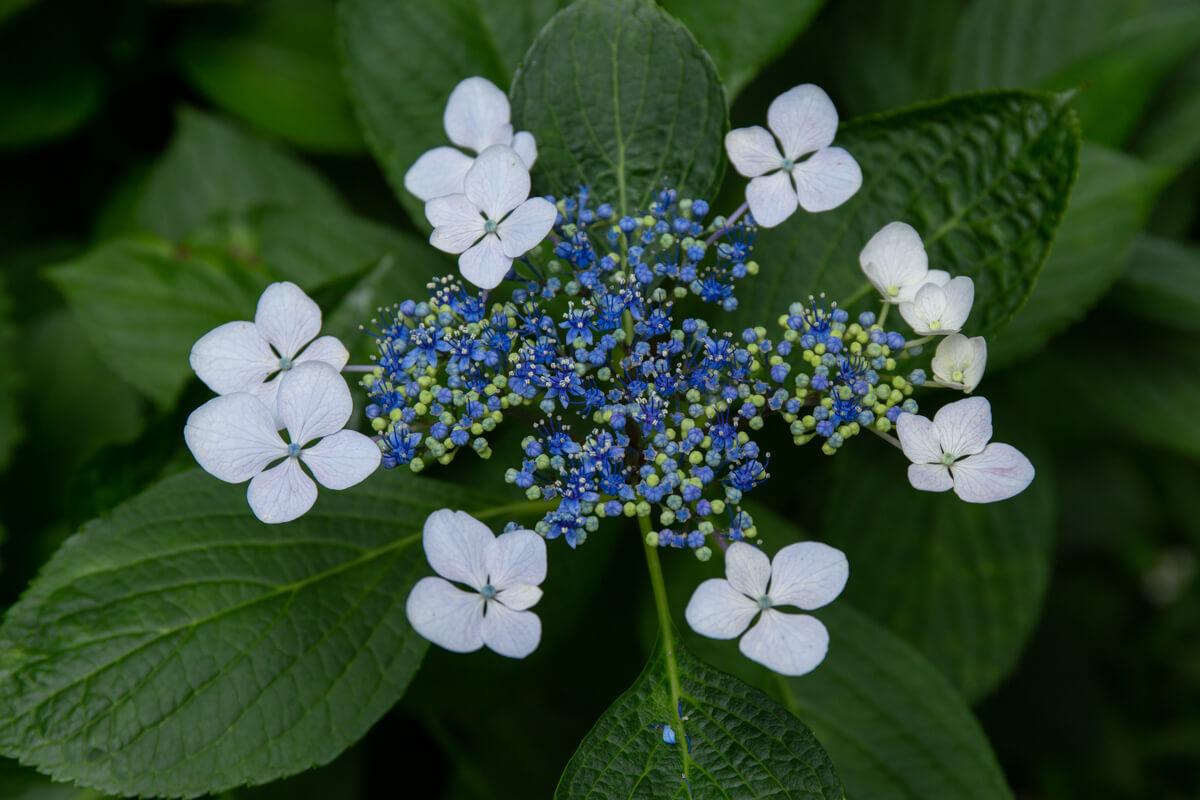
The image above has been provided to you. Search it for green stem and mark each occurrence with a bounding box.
[877,302,890,327]
[841,279,874,307]
[639,515,692,782]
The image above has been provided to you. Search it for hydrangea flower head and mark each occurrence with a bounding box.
[685,541,848,675]
[897,396,1034,503]
[425,144,557,290]
[404,76,538,202]
[724,84,862,227]
[184,361,381,523]
[189,281,349,425]
[406,510,546,659]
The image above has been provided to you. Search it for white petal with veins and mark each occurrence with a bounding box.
[739,609,830,676]
[745,170,799,229]
[767,84,838,160]
[791,146,861,212]
[255,281,322,361]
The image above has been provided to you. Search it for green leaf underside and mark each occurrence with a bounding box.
[511,0,728,215]
[0,469,522,797]
[991,143,1167,365]
[1111,236,1200,331]
[822,444,1056,702]
[660,0,825,99]
[174,0,364,153]
[0,274,21,470]
[782,605,1011,800]
[45,238,265,409]
[556,631,842,799]
[735,91,1079,339]
[135,108,343,242]
[337,0,511,223]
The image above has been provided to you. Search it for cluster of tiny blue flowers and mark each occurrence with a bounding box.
[360,186,922,559]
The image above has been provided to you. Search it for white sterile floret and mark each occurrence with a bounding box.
[425,144,557,290]
[406,509,546,659]
[897,396,1034,503]
[404,76,538,202]
[859,221,952,304]
[184,361,381,524]
[685,541,848,676]
[189,281,348,427]
[898,276,975,335]
[724,83,862,228]
[931,333,987,393]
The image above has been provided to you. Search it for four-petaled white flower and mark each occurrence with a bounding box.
[404,77,538,202]
[859,221,951,304]
[898,276,975,335]
[184,360,381,524]
[897,396,1034,503]
[931,333,987,393]
[425,144,557,290]
[406,510,546,659]
[724,84,862,228]
[189,281,349,427]
[685,541,848,676]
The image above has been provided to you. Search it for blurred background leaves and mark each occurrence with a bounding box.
[0,0,1197,798]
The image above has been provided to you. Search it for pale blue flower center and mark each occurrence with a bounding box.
[780,158,794,170]
[484,220,498,234]
[480,583,497,599]
[757,595,772,609]
[287,442,302,458]
[279,356,293,370]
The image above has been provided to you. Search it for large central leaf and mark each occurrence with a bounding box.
[557,630,842,799]
[0,469,526,797]
[511,0,728,214]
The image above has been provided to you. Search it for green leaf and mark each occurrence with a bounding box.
[476,0,572,77]
[556,629,842,799]
[255,206,450,290]
[1133,47,1200,170]
[135,109,343,241]
[510,0,728,214]
[1044,325,1200,460]
[338,0,511,221]
[45,238,265,408]
[760,0,963,118]
[991,143,1168,366]
[175,0,364,153]
[780,605,1011,800]
[736,91,1080,338]
[19,309,145,471]
[821,440,1056,701]
[0,274,20,471]
[1110,235,1200,331]
[0,469,519,797]
[951,1,1200,147]
[660,0,825,99]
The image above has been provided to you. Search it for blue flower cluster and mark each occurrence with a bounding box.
[360,187,921,558]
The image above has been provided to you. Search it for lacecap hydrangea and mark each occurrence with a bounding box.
[183,76,1033,677]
